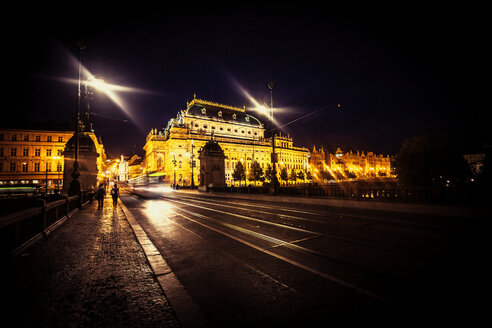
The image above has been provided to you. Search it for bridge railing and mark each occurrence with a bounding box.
[0,193,87,258]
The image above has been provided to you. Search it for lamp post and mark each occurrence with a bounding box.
[68,40,85,199]
[53,156,61,194]
[268,81,279,195]
[170,152,177,189]
[45,159,49,198]
[74,41,85,178]
[190,139,195,188]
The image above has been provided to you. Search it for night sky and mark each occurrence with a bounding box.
[4,5,488,157]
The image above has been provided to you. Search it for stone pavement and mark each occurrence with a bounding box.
[4,196,181,328]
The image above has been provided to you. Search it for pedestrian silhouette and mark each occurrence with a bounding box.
[95,183,106,210]
[111,183,119,208]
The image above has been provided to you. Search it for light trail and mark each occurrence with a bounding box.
[167,194,437,260]
[166,198,321,236]
[167,205,405,310]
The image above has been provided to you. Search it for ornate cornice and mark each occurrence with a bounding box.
[186,96,245,113]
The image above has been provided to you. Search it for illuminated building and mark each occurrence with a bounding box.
[309,145,326,172]
[0,128,106,191]
[143,96,309,186]
[325,147,393,179]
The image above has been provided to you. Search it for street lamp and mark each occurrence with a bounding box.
[53,156,61,194]
[170,152,177,189]
[67,40,85,198]
[268,81,279,195]
[190,139,195,188]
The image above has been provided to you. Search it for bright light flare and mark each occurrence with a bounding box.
[142,200,176,228]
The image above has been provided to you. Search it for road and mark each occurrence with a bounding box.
[120,190,490,326]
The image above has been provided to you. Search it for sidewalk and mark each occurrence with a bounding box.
[5,196,181,328]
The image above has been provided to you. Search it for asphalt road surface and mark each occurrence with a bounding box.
[120,190,490,327]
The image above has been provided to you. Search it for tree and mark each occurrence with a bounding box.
[264,164,274,182]
[320,170,335,182]
[297,170,305,182]
[280,167,288,185]
[289,169,297,184]
[248,160,263,186]
[395,134,471,187]
[306,170,313,182]
[232,161,246,186]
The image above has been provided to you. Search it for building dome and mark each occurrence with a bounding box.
[201,139,223,154]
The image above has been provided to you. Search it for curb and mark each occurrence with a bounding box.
[118,199,209,328]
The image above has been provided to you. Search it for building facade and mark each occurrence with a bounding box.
[0,129,106,191]
[143,97,309,186]
[310,146,393,180]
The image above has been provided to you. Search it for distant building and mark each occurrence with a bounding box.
[463,153,486,176]
[309,145,326,172]
[117,155,129,182]
[0,128,106,192]
[309,146,393,180]
[127,155,143,179]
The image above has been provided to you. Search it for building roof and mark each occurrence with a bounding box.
[185,98,263,128]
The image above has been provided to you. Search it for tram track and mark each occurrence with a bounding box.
[121,192,489,324]
[160,197,451,311]
[164,195,448,261]
[174,193,467,233]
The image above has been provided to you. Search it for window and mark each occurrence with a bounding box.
[0,162,2,171]
[11,134,17,141]
[46,162,51,172]
[0,147,3,156]
[35,149,40,156]
[58,149,63,156]
[46,149,52,157]
[23,148,28,156]
[57,163,62,172]
[0,133,3,141]
[34,163,40,172]
[10,148,17,156]
[22,162,28,172]
[35,135,41,142]
[10,162,16,172]
[47,136,52,142]
[24,135,29,141]
[58,136,63,142]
